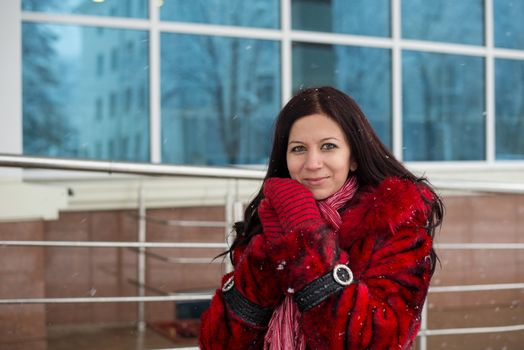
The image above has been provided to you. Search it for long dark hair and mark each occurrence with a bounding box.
[227,86,443,275]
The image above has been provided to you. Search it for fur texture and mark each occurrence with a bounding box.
[199,177,433,349]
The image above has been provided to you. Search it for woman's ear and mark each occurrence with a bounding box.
[350,162,358,172]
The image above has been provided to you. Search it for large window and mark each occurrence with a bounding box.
[495,59,524,159]
[22,0,148,18]
[19,0,524,164]
[494,1,524,50]
[403,51,485,161]
[22,22,149,161]
[402,0,484,45]
[160,0,279,29]
[161,34,280,165]
[292,0,390,37]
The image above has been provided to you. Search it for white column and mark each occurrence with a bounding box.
[0,0,22,180]
[391,0,403,161]
[485,0,495,163]
[281,0,292,105]
[149,0,161,163]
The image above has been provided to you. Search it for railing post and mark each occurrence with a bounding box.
[224,179,244,273]
[225,182,233,273]
[232,180,244,273]
[419,298,428,350]
[137,182,146,332]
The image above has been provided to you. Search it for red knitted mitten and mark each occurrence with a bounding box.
[262,177,323,233]
[262,178,349,292]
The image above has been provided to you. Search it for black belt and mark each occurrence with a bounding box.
[294,264,354,312]
[222,276,274,326]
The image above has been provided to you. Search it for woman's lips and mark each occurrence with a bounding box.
[303,177,328,186]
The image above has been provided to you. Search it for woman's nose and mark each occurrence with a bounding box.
[304,151,322,170]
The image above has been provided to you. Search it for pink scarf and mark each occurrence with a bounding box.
[263,177,359,350]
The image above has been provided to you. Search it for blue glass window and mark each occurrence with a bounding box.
[161,34,281,165]
[293,43,392,148]
[292,0,390,37]
[22,23,150,161]
[494,0,524,50]
[402,0,484,45]
[495,59,524,160]
[403,51,485,161]
[160,0,279,29]
[22,0,148,18]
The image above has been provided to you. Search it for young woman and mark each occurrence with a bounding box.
[199,86,443,350]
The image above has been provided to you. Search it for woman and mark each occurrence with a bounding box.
[199,86,443,349]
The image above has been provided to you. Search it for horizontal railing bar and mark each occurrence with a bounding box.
[151,347,198,350]
[0,153,265,180]
[1,282,520,304]
[140,217,228,228]
[132,249,223,264]
[431,179,524,194]
[2,283,520,304]
[152,348,198,350]
[3,241,523,250]
[2,154,524,194]
[419,323,524,336]
[0,294,213,304]
[430,282,524,293]
[435,243,524,249]
[156,257,223,264]
[0,241,227,249]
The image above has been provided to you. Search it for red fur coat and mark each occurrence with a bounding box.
[199,177,434,349]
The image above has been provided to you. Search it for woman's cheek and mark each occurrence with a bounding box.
[286,159,301,181]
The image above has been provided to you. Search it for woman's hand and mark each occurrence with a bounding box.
[262,177,323,233]
[260,178,348,292]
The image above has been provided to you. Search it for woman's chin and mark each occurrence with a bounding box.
[310,189,332,201]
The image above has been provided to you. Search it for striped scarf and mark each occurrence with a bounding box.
[264,176,359,350]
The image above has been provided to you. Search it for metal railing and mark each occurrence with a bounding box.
[0,153,266,179]
[1,153,523,350]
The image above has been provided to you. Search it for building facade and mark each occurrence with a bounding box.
[2,0,523,166]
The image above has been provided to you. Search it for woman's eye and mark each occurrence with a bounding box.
[290,145,306,153]
[321,143,337,150]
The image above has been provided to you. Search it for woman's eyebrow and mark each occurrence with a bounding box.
[320,137,340,142]
[288,137,340,145]
[288,140,305,145]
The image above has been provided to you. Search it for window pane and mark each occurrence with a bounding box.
[293,43,392,148]
[292,0,390,37]
[495,59,524,159]
[22,0,148,18]
[494,0,524,49]
[161,34,280,165]
[160,0,279,29]
[402,0,483,45]
[403,51,485,161]
[22,23,150,161]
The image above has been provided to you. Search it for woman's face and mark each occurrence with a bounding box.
[286,113,356,200]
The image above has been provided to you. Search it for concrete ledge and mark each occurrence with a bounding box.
[0,181,68,221]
